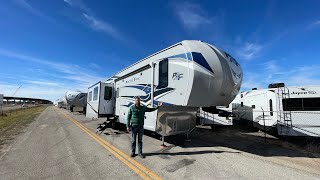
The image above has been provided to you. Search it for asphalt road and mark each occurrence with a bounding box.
[1,106,320,180]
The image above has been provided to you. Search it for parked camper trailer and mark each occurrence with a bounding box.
[65,91,87,113]
[232,84,320,137]
[87,40,243,136]
[86,82,114,119]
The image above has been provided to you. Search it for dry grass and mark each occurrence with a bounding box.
[0,105,47,147]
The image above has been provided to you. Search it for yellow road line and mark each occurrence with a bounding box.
[56,108,162,180]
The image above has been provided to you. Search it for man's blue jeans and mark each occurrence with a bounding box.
[131,126,143,154]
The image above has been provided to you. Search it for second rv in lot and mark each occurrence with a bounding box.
[231,83,320,137]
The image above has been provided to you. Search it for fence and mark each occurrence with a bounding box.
[231,109,320,138]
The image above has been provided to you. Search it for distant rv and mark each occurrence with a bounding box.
[86,40,243,136]
[231,83,320,137]
[65,91,87,113]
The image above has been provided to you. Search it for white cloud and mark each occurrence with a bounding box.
[172,1,212,29]
[0,49,105,101]
[307,20,320,30]
[63,0,124,41]
[88,62,101,69]
[83,13,121,39]
[22,80,63,87]
[14,0,55,23]
[241,63,320,91]
[236,42,262,60]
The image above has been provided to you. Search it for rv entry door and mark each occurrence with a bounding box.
[99,83,115,116]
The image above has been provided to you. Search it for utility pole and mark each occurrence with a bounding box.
[12,85,21,97]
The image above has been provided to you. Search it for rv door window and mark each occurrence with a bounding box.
[88,91,92,102]
[158,59,168,88]
[93,87,98,101]
[104,86,112,100]
[116,88,119,98]
[269,99,273,116]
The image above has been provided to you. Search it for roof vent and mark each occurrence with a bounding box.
[268,83,285,88]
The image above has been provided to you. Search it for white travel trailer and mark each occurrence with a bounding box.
[87,40,243,136]
[198,106,233,127]
[65,91,87,113]
[57,97,68,109]
[232,83,320,137]
[86,82,114,119]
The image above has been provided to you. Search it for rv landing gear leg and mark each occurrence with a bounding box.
[160,135,167,148]
[185,132,191,142]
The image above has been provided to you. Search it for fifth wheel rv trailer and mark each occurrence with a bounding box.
[232,83,320,137]
[87,40,243,136]
[65,91,87,113]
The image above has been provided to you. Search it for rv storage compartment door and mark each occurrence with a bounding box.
[156,106,197,136]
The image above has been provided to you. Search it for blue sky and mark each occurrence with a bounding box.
[0,0,320,101]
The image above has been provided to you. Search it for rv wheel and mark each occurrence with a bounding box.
[111,121,117,129]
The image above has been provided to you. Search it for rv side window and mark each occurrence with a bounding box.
[303,98,320,111]
[88,91,92,102]
[283,98,303,111]
[104,86,112,100]
[241,102,243,107]
[269,99,273,116]
[93,87,98,101]
[158,59,168,88]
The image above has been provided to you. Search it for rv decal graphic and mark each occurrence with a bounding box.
[172,72,183,80]
[125,76,140,84]
[291,91,317,95]
[121,84,174,105]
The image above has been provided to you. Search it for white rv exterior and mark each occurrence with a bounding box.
[86,82,114,119]
[232,85,320,137]
[87,40,243,136]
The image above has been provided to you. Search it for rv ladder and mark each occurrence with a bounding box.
[277,86,292,135]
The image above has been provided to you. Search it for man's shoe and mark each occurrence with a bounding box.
[138,153,145,158]
[130,153,135,157]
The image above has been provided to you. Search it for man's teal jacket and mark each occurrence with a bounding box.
[126,104,158,127]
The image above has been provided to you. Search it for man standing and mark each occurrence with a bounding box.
[127,97,162,158]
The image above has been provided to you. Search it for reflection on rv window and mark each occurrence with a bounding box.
[283,98,302,111]
[158,59,168,88]
[269,99,273,116]
[93,87,98,101]
[116,88,119,98]
[284,98,320,111]
[104,86,112,100]
[88,91,92,102]
[303,98,320,111]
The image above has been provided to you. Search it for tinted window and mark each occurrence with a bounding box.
[104,86,112,100]
[93,87,98,101]
[158,59,168,88]
[303,98,320,111]
[283,98,303,111]
[269,99,273,116]
[88,91,92,102]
